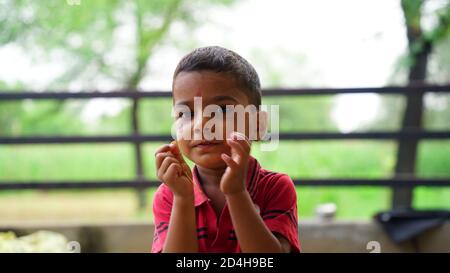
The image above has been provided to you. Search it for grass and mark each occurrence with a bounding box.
[0,140,449,222]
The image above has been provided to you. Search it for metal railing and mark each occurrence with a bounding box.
[1,84,449,209]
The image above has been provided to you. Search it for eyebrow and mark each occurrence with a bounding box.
[212,95,239,103]
[174,95,239,106]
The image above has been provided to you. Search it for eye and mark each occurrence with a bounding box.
[176,109,193,119]
[219,105,234,114]
[211,105,231,117]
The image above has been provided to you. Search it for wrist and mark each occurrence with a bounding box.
[224,188,248,199]
[173,193,195,204]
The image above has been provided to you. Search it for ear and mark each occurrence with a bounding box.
[257,110,268,141]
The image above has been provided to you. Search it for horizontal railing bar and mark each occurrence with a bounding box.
[1,131,450,145]
[0,181,156,190]
[0,178,449,190]
[1,84,450,100]
[0,91,169,100]
[277,131,450,140]
[263,85,450,96]
[0,135,171,144]
[296,178,450,187]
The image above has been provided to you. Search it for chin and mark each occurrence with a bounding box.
[191,153,227,169]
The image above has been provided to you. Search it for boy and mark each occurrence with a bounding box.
[152,46,300,253]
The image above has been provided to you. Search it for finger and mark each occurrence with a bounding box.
[181,163,193,181]
[155,151,176,169]
[232,132,251,153]
[227,138,247,154]
[157,157,180,179]
[164,162,183,182]
[154,144,172,157]
[155,143,174,169]
[168,141,193,180]
[226,139,247,163]
[221,153,239,170]
[170,141,187,164]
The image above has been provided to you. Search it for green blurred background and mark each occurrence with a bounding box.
[0,0,449,222]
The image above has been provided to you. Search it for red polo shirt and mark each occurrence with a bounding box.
[151,155,300,253]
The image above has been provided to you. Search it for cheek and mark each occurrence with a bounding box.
[175,119,192,140]
[225,113,250,138]
[178,140,190,155]
[210,118,226,138]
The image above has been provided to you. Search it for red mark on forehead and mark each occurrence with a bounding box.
[195,90,202,97]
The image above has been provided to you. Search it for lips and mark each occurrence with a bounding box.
[191,140,222,148]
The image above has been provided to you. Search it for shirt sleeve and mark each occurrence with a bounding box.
[261,173,300,253]
[151,184,173,253]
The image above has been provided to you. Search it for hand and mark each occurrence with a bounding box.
[155,141,193,198]
[220,132,251,195]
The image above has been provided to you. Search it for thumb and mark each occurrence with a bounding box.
[170,141,192,180]
[170,141,185,163]
[181,162,193,181]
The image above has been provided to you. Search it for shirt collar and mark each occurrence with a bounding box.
[191,155,259,207]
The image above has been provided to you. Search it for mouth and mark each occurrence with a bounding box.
[191,140,222,150]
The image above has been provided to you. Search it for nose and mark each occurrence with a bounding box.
[193,111,206,139]
[193,111,216,140]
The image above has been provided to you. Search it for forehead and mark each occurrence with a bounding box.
[172,71,248,106]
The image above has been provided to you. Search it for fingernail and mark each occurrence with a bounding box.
[232,132,245,140]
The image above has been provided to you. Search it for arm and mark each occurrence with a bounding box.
[220,132,291,253]
[163,195,198,253]
[226,190,291,253]
[155,143,198,253]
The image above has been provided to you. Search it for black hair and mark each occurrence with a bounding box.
[173,46,262,106]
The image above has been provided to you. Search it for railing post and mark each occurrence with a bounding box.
[392,87,424,209]
[131,94,147,211]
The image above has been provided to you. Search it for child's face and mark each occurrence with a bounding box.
[172,71,255,170]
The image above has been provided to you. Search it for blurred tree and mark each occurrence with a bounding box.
[0,0,234,89]
[393,0,450,209]
[401,0,450,83]
[0,0,235,208]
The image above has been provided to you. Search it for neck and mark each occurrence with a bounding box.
[196,165,226,188]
